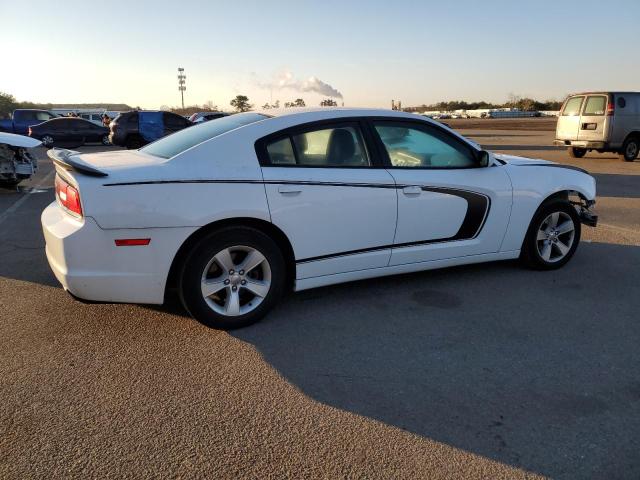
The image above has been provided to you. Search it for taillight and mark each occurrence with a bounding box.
[55,175,83,217]
[606,98,615,116]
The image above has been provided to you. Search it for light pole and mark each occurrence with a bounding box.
[177,67,186,109]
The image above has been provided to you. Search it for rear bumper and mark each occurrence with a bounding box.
[554,139,607,149]
[41,202,195,304]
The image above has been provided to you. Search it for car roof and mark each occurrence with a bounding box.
[259,107,428,122]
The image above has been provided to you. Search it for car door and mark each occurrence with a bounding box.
[257,120,398,279]
[577,94,610,144]
[369,119,512,266]
[557,96,585,141]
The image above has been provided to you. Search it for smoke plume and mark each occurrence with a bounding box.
[256,70,343,99]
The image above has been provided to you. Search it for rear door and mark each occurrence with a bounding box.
[577,94,610,143]
[556,96,585,141]
[257,120,398,279]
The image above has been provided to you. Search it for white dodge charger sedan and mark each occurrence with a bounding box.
[42,108,597,328]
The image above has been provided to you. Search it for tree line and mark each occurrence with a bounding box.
[405,96,564,113]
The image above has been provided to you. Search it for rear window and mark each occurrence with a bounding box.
[141,113,269,158]
[583,96,607,116]
[562,97,584,116]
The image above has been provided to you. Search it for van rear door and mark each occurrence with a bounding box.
[577,94,611,143]
[556,96,584,141]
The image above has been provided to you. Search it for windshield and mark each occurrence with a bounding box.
[141,113,269,159]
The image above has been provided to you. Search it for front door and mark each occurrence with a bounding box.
[369,119,513,266]
[258,121,398,279]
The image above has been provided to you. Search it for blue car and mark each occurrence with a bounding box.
[109,111,193,149]
[0,109,58,135]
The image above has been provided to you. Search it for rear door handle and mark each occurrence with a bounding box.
[278,185,302,195]
[402,185,422,195]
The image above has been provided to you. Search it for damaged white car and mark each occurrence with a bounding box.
[0,132,40,187]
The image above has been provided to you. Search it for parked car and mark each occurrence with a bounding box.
[0,132,40,187]
[189,111,229,123]
[109,111,192,149]
[554,91,640,161]
[29,117,110,148]
[0,109,58,135]
[42,108,597,329]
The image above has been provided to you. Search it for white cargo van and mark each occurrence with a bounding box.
[554,92,640,161]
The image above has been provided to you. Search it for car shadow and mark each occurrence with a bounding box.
[483,145,565,152]
[593,173,640,198]
[231,243,640,479]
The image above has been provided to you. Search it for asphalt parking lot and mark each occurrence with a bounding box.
[1,119,639,479]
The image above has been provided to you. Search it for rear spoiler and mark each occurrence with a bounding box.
[47,148,108,177]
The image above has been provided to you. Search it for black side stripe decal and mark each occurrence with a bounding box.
[103,179,399,188]
[101,179,491,263]
[297,188,490,264]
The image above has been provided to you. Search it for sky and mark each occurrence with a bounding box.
[2,0,640,110]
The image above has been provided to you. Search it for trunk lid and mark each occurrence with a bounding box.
[48,148,167,179]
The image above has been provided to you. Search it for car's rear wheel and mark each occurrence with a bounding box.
[179,227,286,329]
[125,136,141,149]
[568,147,586,158]
[101,134,111,146]
[41,135,54,147]
[620,136,639,162]
[520,200,581,270]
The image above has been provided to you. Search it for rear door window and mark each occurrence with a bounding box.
[583,96,607,116]
[263,124,370,167]
[562,97,584,116]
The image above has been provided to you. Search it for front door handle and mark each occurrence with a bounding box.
[278,185,302,195]
[402,185,422,195]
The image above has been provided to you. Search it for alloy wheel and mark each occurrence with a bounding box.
[535,211,576,263]
[200,245,272,316]
[626,141,638,159]
[42,135,53,146]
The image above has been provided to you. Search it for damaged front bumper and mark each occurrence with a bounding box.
[574,198,598,227]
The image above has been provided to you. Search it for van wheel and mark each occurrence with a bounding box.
[568,147,586,158]
[620,137,639,162]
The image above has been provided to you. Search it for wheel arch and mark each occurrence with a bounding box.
[164,217,296,298]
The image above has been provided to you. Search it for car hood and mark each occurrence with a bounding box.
[494,152,590,175]
[493,153,555,166]
[0,132,42,148]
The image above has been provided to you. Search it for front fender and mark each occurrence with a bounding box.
[500,164,596,252]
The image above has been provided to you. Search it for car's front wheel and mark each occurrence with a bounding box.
[178,227,286,329]
[101,134,111,146]
[520,200,581,270]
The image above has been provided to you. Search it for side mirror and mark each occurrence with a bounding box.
[477,150,491,167]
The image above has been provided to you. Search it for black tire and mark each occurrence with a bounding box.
[178,226,286,329]
[125,136,141,149]
[568,147,586,158]
[619,136,639,162]
[520,199,581,270]
[0,179,21,189]
[101,135,111,146]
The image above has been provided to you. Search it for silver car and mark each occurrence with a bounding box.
[554,91,640,161]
